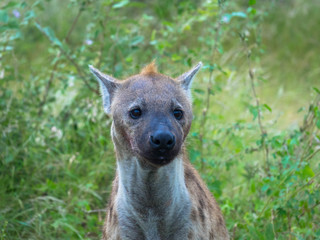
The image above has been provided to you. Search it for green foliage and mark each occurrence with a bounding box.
[1,0,319,239]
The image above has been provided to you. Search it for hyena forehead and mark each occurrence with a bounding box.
[115,74,189,108]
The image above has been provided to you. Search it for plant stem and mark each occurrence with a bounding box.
[38,52,61,116]
[65,8,83,44]
[199,2,224,171]
[244,38,270,173]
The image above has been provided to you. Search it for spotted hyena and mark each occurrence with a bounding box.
[89,62,229,240]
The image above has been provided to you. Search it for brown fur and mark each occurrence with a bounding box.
[140,61,158,75]
[90,62,229,240]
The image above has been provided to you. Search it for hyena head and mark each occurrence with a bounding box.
[90,62,202,167]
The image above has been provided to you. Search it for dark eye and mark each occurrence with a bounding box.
[173,109,183,120]
[129,108,142,119]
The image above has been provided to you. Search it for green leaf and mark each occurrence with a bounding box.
[171,53,181,61]
[7,21,19,29]
[297,107,305,113]
[150,29,156,41]
[249,105,258,120]
[317,119,320,129]
[222,12,247,23]
[24,10,36,21]
[250,181,256,193]
[112,0,129,9]
[263,104,272,112]
[0,10,9,23]
[194,88,205,94]
[212,140,221,148]
[3,2,19,9]
[35,23,62,47]
[302,165,315,178]
[142,14,153,21]
[202,64,215,71]
[231,12,247,18]
[149,40,157,45]
[5,154,14,163]
[17,221,31,227]
[249,0,256,6]
[130,36,144,46]
[261,184,269,192]
[247,7,257,15]
[313,87,320,95]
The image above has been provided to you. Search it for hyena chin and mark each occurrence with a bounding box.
[89,62,229,240]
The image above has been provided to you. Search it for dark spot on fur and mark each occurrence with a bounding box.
[199,197,206,209]
[185,169,193,181]
[195,180,205,195]
[191,208,197,221]
[198,206,205,224]
[218,215,224,226]
[109,204,113,222]
[210,230,215,239]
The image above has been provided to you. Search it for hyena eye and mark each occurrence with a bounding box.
[173,109,183,120]
[129,108,142,119]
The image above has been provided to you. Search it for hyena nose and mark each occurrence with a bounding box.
[150,131,176,151]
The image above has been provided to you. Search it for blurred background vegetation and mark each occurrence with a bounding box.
[1,0,319,239]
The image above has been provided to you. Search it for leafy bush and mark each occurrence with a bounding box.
[0,0,319,239]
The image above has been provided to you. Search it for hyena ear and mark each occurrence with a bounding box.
[176,62,202,92]
[89,65,120,114]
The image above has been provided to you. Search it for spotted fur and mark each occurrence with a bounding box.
[90,62,229,240]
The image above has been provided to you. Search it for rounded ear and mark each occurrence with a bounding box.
[176,62,202,91]
[89,65,120,114]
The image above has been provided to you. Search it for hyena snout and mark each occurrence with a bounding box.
[150,130,176,152]
[139,122,181,166]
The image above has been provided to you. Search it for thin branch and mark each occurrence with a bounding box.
[65,8,83,43]
[38,52,61,116]
[243,35,269,173]
[199,2,224,171]
[287,212,292,240]
[59,47,99,95]
[85,208,107,214]
[298,201,320,218]
[248,67,265,136]
[298,95,320,162]
[286,171,320,201]
[231,223,238,240]
[304,146,320,162]
[98,16,108,69]
[0,93,13,123]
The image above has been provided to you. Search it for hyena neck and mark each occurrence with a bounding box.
[115,151,192,239]
[116,153,189,206]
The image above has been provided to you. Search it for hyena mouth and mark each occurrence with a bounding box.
[154,157,170,165]
[141,149,179,167]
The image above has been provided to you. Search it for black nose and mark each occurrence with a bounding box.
[150,131,175,151]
